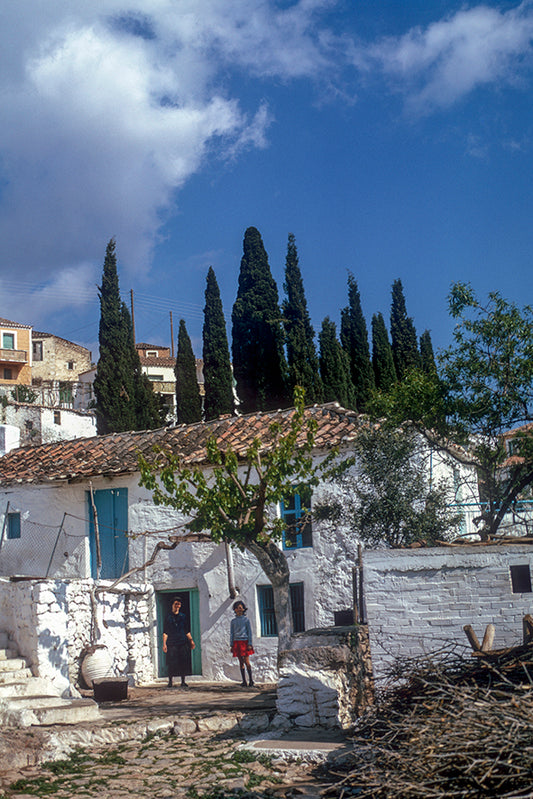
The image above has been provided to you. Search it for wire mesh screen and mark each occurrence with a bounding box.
[0,514,86,578]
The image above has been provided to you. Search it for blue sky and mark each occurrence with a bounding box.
[1,1,532,362]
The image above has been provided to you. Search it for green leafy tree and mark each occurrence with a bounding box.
[94,239,137,434]
[282,234,323,403]
[390,279,420,380]
[231,227,288,413]
[340,274,374,411]
[371,312,397,392]
[203,267,234,421]
[139,387,336,649]
[420,329,437,375]
[319,317,354,409]
[175,319,202,424]
[374,283,533,540]
[315,424,462,548]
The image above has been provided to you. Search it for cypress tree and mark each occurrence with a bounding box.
[371,312,397,392]
[319,317,354,409]
[390,278,421,380]
[175,319,202,424]
[203,267,234,421]
[420,329,437,375]
[94,239,137,434]
[340,273,374,411]
[231,227,288,413]
[122,304,162,430]
[282,233,323,404]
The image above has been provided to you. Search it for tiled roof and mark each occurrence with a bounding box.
[140,356,176,368]
[0,318,31,329]
[0,403,361,486]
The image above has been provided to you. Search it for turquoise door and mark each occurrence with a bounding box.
[87,488,129,579]
[156,589,202,677]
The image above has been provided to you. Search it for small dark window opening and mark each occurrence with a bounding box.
[3,368,12,380]
[334,609,355,626]
[67,361,74,370]
[510,564,532,594]
[54,410,61,425]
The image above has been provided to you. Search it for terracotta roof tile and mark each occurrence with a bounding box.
[0,403,361,486]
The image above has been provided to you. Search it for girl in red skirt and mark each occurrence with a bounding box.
[230,600,254,687]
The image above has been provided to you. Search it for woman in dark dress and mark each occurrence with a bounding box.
[163,596,195,688]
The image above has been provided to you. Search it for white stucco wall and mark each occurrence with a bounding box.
[0,470,360,687]
[0,404,96,445]
[0,443,481,690]
[364,545,533,680]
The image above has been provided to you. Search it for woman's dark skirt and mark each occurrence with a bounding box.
[166,642,192,677]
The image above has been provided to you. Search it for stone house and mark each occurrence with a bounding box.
[0,404,473,697]
[30,331,94,411]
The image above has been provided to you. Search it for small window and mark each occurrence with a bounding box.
[67,361,74,370]
[281,489,312,549]
[54,410,61,425]
[146,351,158,358]
[2,333,15,350]
[33,341,43,361]
[257,583,305,636]
[7,512,21,540]
[147,374,164,381]
[510,564,532,593]
[334,609,355,626]
[3,368,12,380]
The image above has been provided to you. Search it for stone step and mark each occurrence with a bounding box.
[0,648,17,661]
[0,680,62,699]
[0,668,33,684]
[0,698,101,727]
[0,657,27,673]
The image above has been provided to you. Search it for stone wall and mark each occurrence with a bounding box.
[364,545,533,680]
[276,625,373,729]
[0,578,155,697]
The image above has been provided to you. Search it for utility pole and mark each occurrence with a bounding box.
[130,289,136,345]
[170,311,174,357]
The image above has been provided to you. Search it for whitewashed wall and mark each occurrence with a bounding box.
[0,442,480,689]
[0,469,360,687]
[364,545,533,680]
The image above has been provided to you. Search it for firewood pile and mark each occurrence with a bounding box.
[322,642,533,799]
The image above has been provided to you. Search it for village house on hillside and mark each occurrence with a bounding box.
[0,319,96,447]
[0,403,473,694]
[136,342,204,423]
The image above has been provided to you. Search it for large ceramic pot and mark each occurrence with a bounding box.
[81,645,115,687]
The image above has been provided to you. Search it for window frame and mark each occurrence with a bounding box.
[7,512,21,540]
[2,333,15,350]
[257,582,306,636]
[33,341,43,361]
[281,489,313,550]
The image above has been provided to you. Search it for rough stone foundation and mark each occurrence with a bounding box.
[276,625,373,730]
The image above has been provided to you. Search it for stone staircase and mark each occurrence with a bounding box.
[0,632,101,727]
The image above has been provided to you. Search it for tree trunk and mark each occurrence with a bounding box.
[246,538,292,653]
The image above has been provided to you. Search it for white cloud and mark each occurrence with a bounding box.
[356,3,533,113]
[0,0,336,305]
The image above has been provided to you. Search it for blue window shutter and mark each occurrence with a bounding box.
[281,490,313,549]
[7,512,21,540]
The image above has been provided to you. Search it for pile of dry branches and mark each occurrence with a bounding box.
[323,644,533,798]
